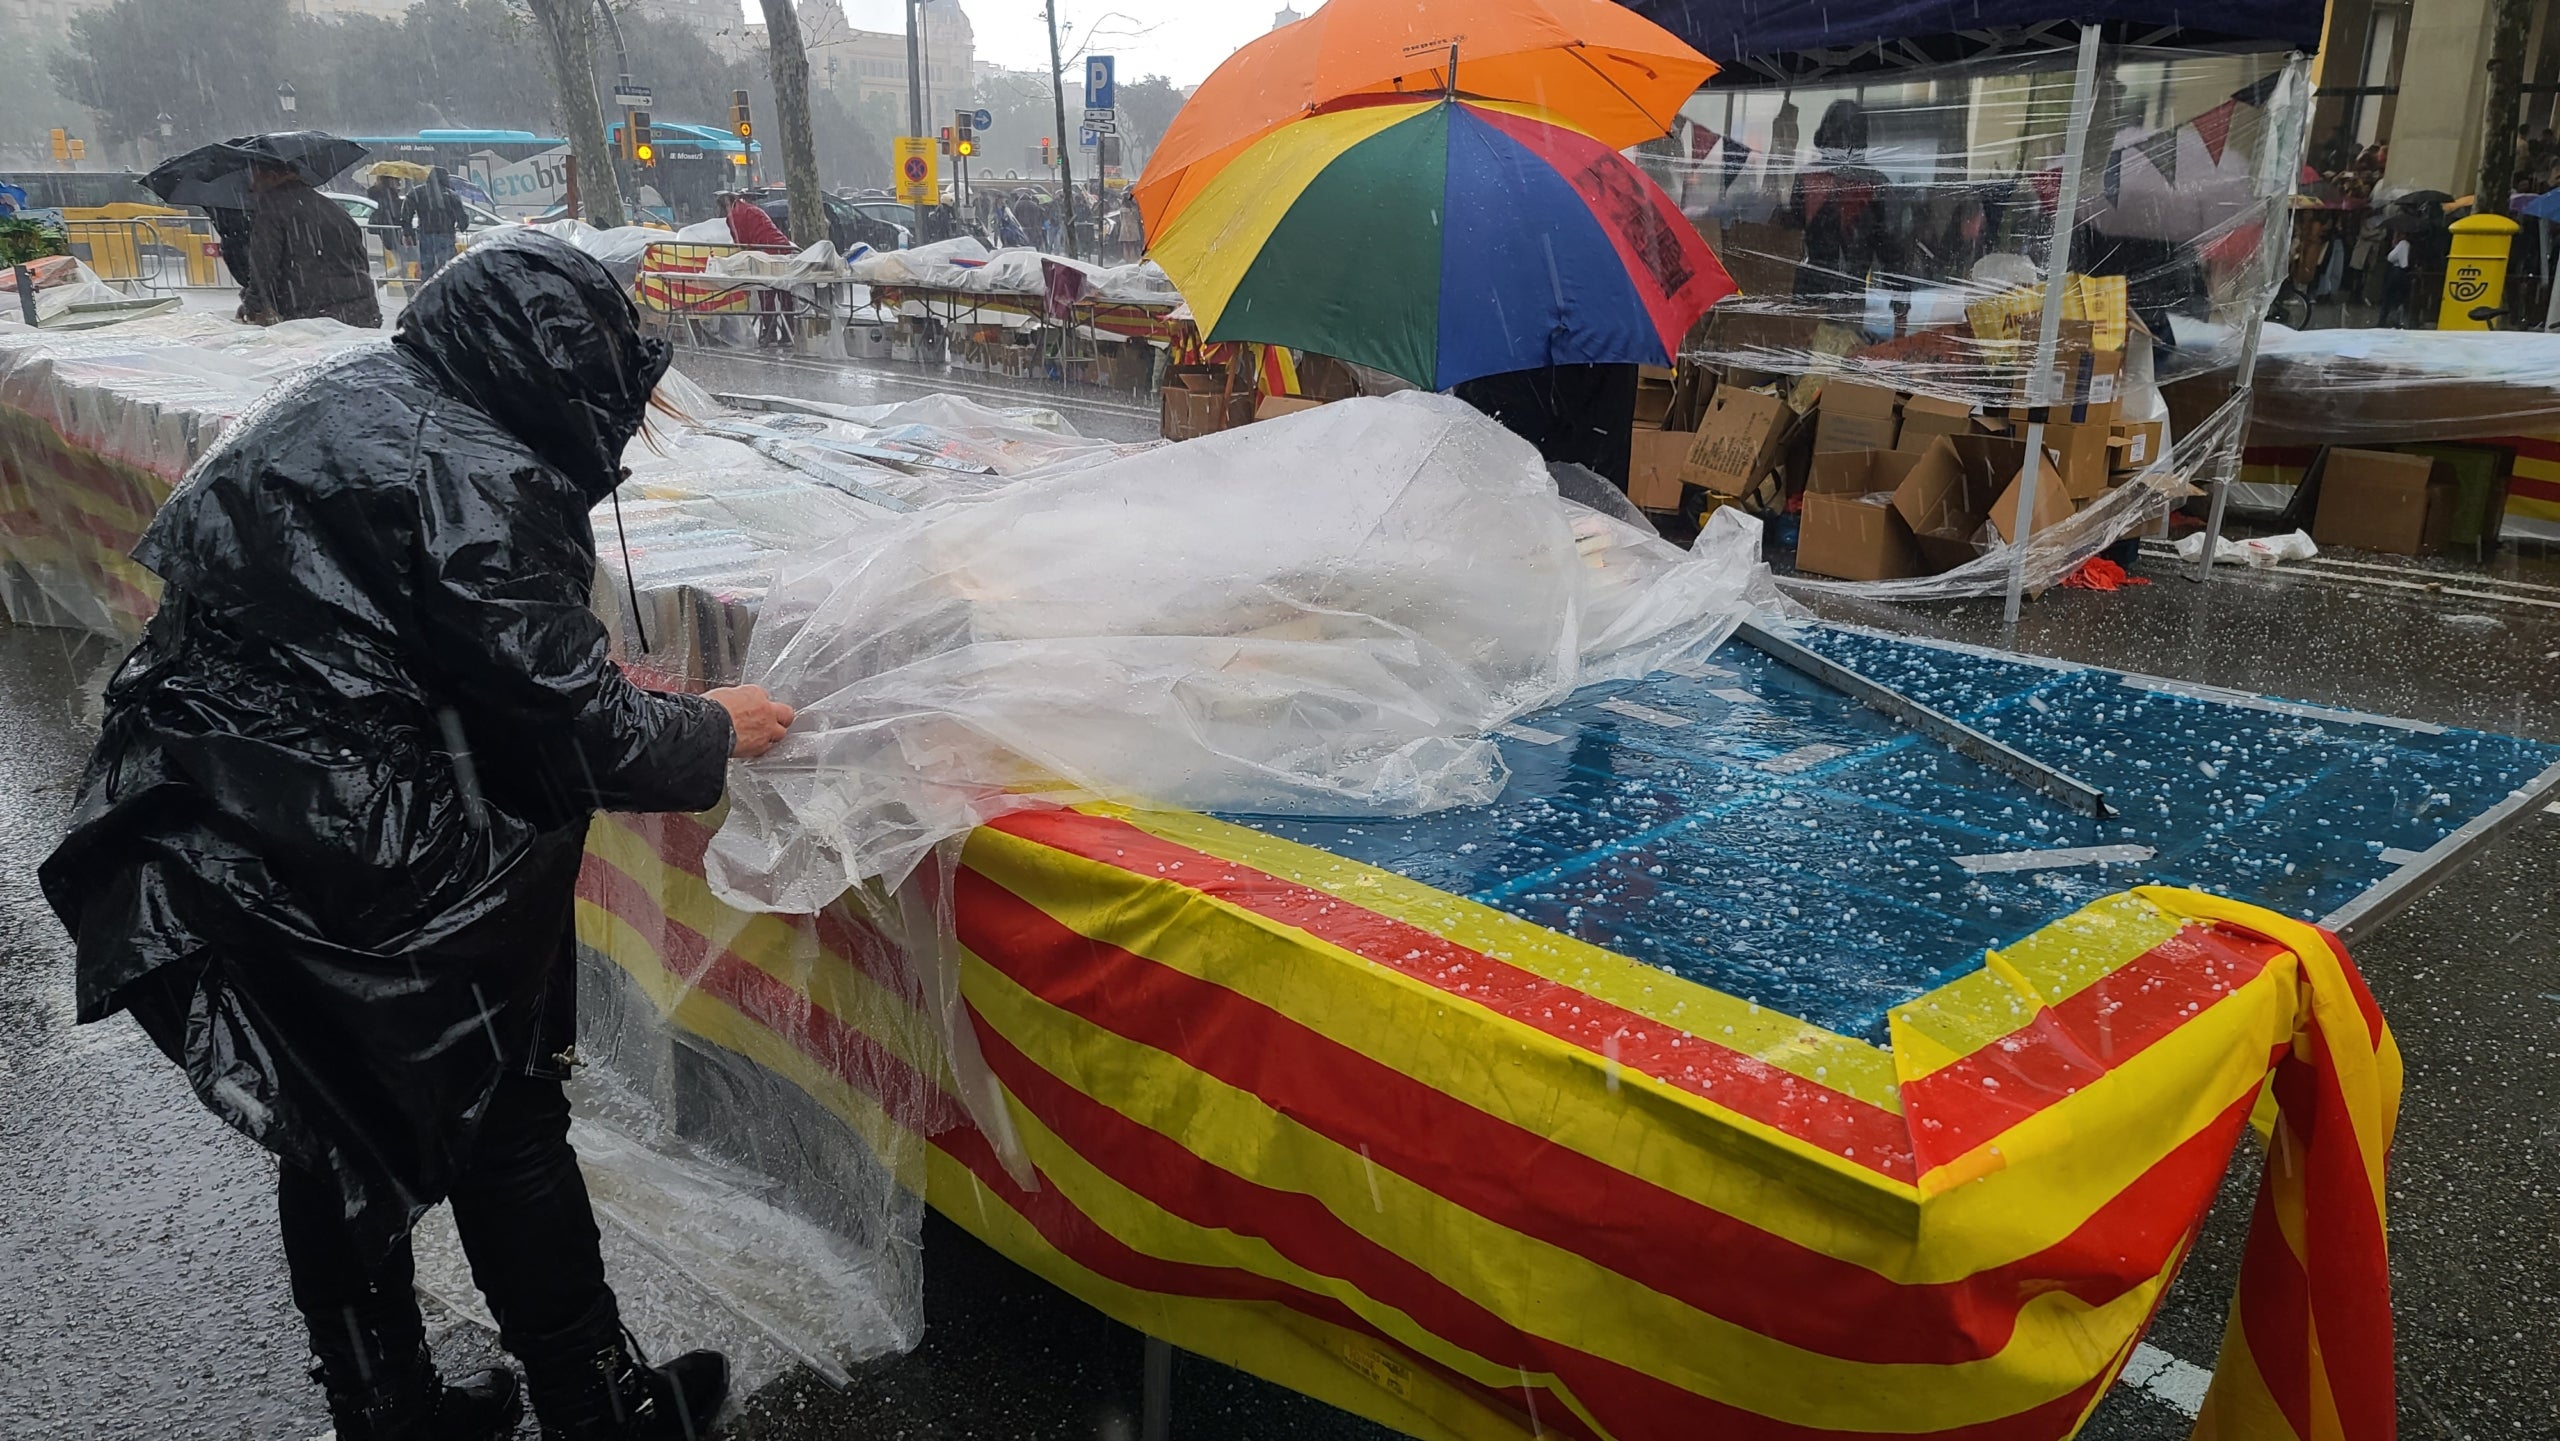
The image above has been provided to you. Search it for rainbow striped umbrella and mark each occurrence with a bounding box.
[1149,96,1735,391]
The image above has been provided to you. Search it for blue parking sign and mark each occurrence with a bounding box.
[1085,55,1116,110]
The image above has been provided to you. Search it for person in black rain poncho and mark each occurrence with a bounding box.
[41,231,795,1441]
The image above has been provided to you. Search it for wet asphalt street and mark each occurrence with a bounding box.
[4,346,2557,1440]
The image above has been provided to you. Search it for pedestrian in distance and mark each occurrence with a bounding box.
[406,165,470,285]
[366,170,414,281]
[723,190,791,249]
[41,230,795,1441]
[245,159,381,327]
[2378,231,2415,328]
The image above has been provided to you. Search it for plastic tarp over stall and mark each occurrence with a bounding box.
[1625,0,2326,73]
[1640,42,2309,599]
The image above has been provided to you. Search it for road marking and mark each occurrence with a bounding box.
[1598,698,1692,729]
[2379,846,2428,866]
[1953,843,2157,875]
[1496,723,1567,746]
[2546,802,2560,816]
[2116,1342,2212,1417]
[1758,743,1851,774]
[1706,687,1759,706]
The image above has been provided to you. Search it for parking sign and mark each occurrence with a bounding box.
[1085,55,1115,111]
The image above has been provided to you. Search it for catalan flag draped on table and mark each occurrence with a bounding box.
[578,806,2400,1441]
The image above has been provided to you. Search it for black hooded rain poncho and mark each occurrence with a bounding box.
[41,231,732,1259]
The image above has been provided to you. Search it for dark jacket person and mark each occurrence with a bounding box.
[41,231,792,1441]
[245,162,381,327]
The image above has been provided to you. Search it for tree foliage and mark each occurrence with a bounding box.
[44,0,886,190]
[1115,73,1187,174]
[50,0,297,147]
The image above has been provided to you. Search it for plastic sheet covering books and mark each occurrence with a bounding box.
[2243,323,2560,444]
[703,393,1771,913]
[0,313,377,634]
[1656,46,2308,408]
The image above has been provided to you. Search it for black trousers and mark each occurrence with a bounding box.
[278,1071,615,1375]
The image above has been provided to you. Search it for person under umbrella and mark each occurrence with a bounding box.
[247,158,380,326]
[367,169,414,281]
[41,230,793,1440]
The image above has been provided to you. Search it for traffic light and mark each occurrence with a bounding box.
[954,110,975,158]
[939,126,954,157]
[730,89,752,142]
[1040,136,1053,167]
[630,110,655,166]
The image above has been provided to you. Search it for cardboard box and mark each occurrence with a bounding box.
[1895,395,1976,454]
[2312,449,2458,556]
[1799,450,1924,580]
[1893,435,2038,572]
[1716,221,1806,298]
[2111,419,2166,474]
[1162,376,1259,437]
[2038,419,2116,501]
[1813,380,1900,454]
[1682,387,1795,496]
[1634,365,1677,427]
[2002,321,2124,426]
[1255,394,1329,423]
[1629,428,1696,512]
[1988,452,2079,544]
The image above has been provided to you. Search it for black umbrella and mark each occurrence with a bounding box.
[145,131,369,211]
[2396,189,2455,210]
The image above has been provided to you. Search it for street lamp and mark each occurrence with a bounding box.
[276,83,297,116]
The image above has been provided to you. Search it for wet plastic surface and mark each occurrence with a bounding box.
[1244,625,2560,1042]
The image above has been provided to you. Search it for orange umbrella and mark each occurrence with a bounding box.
[1136,0,1717,237]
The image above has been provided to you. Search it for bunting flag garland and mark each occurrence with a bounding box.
[2135,126,2181,187]
[1721,135,1751,191]
[2194,99,2239,166]
[1690,124,1720,161]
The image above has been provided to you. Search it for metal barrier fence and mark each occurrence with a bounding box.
[59,214,231,291]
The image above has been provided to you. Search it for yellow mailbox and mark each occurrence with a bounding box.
[2437,212,2521,330]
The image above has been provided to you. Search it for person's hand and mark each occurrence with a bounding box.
[708,685,795,760]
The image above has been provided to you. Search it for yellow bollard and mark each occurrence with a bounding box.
[2436,213,2521,330]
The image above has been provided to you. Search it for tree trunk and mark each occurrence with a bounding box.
[523,0,624,229]
[758,0,828,248]
[2481,0,2534,218]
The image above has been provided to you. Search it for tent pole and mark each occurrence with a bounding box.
[2190,58,2310,583]
[2003,22,2104,625]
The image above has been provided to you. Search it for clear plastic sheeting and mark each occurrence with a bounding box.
[2241,324,2560,444]
[0,313,377,634]
[505,219,673,289]
[844,238,1181,305]
[1647,46,2310,408]
[1778,391,2233,603]
[705,393,1768,913]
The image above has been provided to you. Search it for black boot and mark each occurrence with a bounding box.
[523,1327,728,1440]
[312,1342,525,1441]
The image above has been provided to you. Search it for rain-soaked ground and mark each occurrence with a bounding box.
[4,345,2556,1439]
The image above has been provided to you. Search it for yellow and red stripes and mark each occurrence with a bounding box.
[575,805,2398,1441]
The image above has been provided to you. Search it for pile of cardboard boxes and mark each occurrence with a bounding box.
[1631,323,2169,582]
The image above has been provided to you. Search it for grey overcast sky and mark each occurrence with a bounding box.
[821,0,1309,88]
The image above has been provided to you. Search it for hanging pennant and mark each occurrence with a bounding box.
[2193,100,2238,166]
[1721,138,1750,192]
[1691,125,1721,162]
[2136,128,2180,187]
